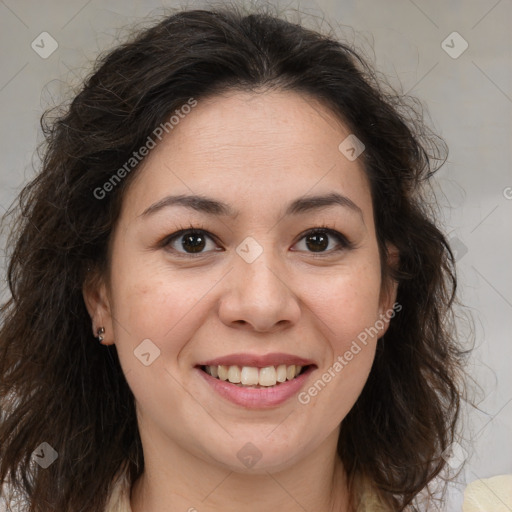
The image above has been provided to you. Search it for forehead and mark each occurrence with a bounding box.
[122,89,373,223]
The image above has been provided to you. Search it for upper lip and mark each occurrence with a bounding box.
[198,352,315,368]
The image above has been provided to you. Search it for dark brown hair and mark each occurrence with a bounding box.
[0,4,467,511]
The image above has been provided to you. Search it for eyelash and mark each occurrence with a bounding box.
[160,223,354,257]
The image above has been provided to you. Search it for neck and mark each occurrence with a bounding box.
[130,428,351,512]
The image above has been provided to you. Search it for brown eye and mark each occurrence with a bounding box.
[305,232,329,252]
[181,232,207,253]
[164,229,219,255]
[293,228,352,254]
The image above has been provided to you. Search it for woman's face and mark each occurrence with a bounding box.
[86,90,397,473]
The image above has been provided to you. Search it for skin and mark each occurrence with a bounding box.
[84,89,398,512]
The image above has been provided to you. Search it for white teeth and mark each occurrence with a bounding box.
[276,364,287,383]
[218,365,229,381]
[241,366,259,385]
[259,366,277,386]
[286,365,296,381]
[227,365,241,383]
[204,364,305,387]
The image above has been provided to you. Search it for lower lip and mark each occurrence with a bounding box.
[196,366,315,408]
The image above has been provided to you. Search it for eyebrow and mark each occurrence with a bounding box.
[140,192,363,220]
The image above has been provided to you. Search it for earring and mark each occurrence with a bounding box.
[97,327,105,343]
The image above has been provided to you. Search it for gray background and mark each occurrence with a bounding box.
[0,0,511,510]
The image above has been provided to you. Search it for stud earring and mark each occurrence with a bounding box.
[97,327,105,343]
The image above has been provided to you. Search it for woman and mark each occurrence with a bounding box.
[0,5,467,511]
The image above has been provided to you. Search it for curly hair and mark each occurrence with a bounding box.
[0,4,466,511]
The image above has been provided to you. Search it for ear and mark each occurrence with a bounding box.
[82,269,115,346]
[377,243,400,337]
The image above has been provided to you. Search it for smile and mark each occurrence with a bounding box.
[196,354,316,408]
[201,364,307,387]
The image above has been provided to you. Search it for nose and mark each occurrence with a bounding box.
[218,251,301,333]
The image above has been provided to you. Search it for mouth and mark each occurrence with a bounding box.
[199,363,310,388]
[195,354,316,408]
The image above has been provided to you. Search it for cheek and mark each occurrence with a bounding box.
[302,261,383,348]
[107,253,221,369]
[107,267,201,416]
[298,320,378,435]
[109,243,189,332]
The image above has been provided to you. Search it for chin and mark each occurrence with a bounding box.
[199,432,312,475]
